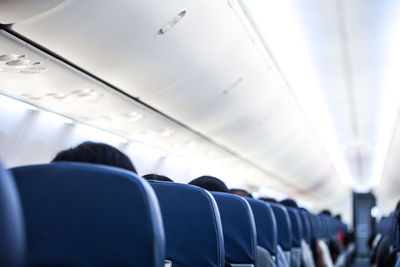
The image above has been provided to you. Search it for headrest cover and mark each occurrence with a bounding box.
[0,162,25,267]
[287,207,302,248]
[247,199,277,255]
[270,203,292,251]
[150,181,225,267]
[11,162,165,267]
[212,192,257,264]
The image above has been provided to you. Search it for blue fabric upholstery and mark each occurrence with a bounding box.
[286,207,302,248]
[299,210,312,244]
[318,215,329,239]
[11,162,165,267]
[270,203,292,252]
[308,213,319,239]
[0,162,25,267]
[211,192,257,265]
[149,181,225,267]
[247,199,277,256]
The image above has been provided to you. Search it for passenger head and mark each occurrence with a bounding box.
[320,209,332,216]
[259,197,278,204]
[280,198,298,208]
[189,176,229,193]
[143,174,173,182]
[52,142,137,173]
[334,214,342,221]
[230,188,253,198]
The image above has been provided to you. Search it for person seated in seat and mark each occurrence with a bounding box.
[230,188,253,198]
[259,197,289,267]
[259,197,278,204]
[52,141,137,173]
[143,174,174,182]
[188,176,233,266]
[280,198,314,267]
[189,175,229,193]
[280,198,298,208]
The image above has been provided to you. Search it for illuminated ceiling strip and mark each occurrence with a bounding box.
[230,0,353,187]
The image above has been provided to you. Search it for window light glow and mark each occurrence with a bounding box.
[0,93,38,111]
[231,0,353,187]
[370,7,400,186]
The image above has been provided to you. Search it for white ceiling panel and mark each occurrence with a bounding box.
[9,0,400,212]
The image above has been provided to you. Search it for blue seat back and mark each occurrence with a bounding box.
[308,213,319,239]
[299,210,312,244]
[270,203,292,251]
[149,181,225,267]
[247,199,277,256]
[11,162,165,267]
[212,192,257,265]
[286,207,302,248]
[0,162,25,267]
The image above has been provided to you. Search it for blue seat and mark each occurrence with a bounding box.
[247,199,277,256]
[211,192,257,265]
[308,213,320,240]
[11,162,165,267]
[286,207,302,249]
[270,203,292,253]
[0,162,25,267]
[299,209,312,244]
[149,181,225,267]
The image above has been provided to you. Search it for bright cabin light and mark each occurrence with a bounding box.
[371,206,379,218]
[0,93,38,111]
[232,0,353,187]
[41,110,74,125]
[370,7,400,186]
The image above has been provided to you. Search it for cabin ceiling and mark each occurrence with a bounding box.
[1,0,400,214]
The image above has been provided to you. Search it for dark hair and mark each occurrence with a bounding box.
[189,176,229,193]
[230,188,253,198]
[259,197,278,204]
[52,142,137,173]
[143,174,173,182]
[320,209,332,216]
[334,214,342,221]
[280,198,298,208]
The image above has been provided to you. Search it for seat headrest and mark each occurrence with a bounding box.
[318,215,329,239]
[0,162,25,267]
[299,210,312,244]
[286,207,302,248]
[212,192,257,264]
[308,213,320,239]
[11,162,165,267]
[247,199,277,256]
[270,203,292,251]
[149,181,225,267]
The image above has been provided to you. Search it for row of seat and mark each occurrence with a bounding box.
[0,162,347,266]
[375,206,400,266]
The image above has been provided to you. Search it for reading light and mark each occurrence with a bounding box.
[6,59,30,67]
[0,54,21,61]
[125,111,143,122]
[161,128,174,137]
